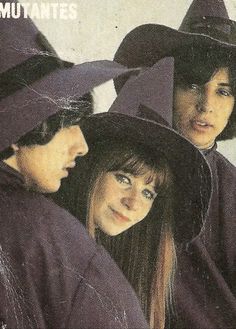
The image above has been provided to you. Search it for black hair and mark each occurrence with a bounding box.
[173,44,236,140]
[0,92,93,160]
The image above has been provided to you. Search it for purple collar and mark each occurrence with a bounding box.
[0,161,24,187]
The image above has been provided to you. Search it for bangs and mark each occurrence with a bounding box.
[108,151,170,194]
[87,139,173,198]
[174,44,236,87]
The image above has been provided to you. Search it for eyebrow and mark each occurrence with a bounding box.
[217,82,231,87]
[145,181,158,191]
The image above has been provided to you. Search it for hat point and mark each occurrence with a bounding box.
[180,0,229,31]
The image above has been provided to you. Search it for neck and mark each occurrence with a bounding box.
[197,142,215,151]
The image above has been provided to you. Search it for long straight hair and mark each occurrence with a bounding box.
[83,139,177,329]
[53,138,177,329]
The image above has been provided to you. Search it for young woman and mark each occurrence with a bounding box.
[53,111,212,329]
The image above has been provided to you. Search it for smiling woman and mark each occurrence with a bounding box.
[53,133,175,329]
[83,139,171,238]
[52,109,212,329]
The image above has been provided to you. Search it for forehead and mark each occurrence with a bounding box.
[210,67,230,83]
[50,125,82,143]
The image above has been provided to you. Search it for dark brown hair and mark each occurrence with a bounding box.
[53,138,177,329]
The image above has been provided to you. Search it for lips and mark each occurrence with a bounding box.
[62,162,76,176]
[191,118,213,131]
[61,169,69,178]
[109,206,130,223]
[66,161,76,169]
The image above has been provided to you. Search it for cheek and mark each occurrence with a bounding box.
[138,200,153,220]
[218,103,234,128]
[100,178,122,203]
[174,92,195,123]
[94,180,115,213]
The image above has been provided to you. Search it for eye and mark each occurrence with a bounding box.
[217,88,232,97]
[114,173,131,185]
[142,189,156,201]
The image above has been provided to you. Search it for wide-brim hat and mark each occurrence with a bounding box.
[0,60,140,153]
[114,0,236,93]
[80,58,212,243]
[0,0,140,152]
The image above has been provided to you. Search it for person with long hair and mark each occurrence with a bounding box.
[53,105,212,329]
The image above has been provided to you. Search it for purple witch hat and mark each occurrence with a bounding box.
[81,58,212,243]
[113,0,236,90]
[0,0,139,153]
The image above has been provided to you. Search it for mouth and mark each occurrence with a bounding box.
[66,161,76,169]
[191,119,213,131]
[62,162,76,177]
[61,169,69,178]
[109,206,130,223]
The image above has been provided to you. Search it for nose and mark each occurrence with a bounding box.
[121,190,139,211]
[71,132,89,159]
[196,87,213,113]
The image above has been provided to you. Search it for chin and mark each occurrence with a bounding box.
[186,134,211,149]
[100,226,123,237]
[39,181,61,194]
[192,138,213,149]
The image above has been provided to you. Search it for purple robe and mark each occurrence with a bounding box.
[0,161,149,329]
[168,145,236,329]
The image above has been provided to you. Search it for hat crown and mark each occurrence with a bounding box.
[180,0,229,24]
[110,57,174,127]
[179,0,236,43]
[0,0,142,153]
[0,0,59,75]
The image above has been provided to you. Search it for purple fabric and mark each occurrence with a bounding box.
[0,0,43,73]
[0,60,140,153]
[168,146,236,329]
[179,0,229,25]
[0,162,149,329]
[110,57,174,126]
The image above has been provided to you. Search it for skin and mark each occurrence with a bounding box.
[5,125,88,193]
[93,169,158,236]
[173,67,235,149]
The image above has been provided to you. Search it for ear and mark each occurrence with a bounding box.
[11,144,19,152]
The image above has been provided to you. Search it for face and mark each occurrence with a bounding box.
[93,169,158,236]
[14,125,88,193]
[173,67,235,149]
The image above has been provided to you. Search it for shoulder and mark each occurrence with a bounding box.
[67,245,148,329]
[0,187,98,268]
[213,150,236,178]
